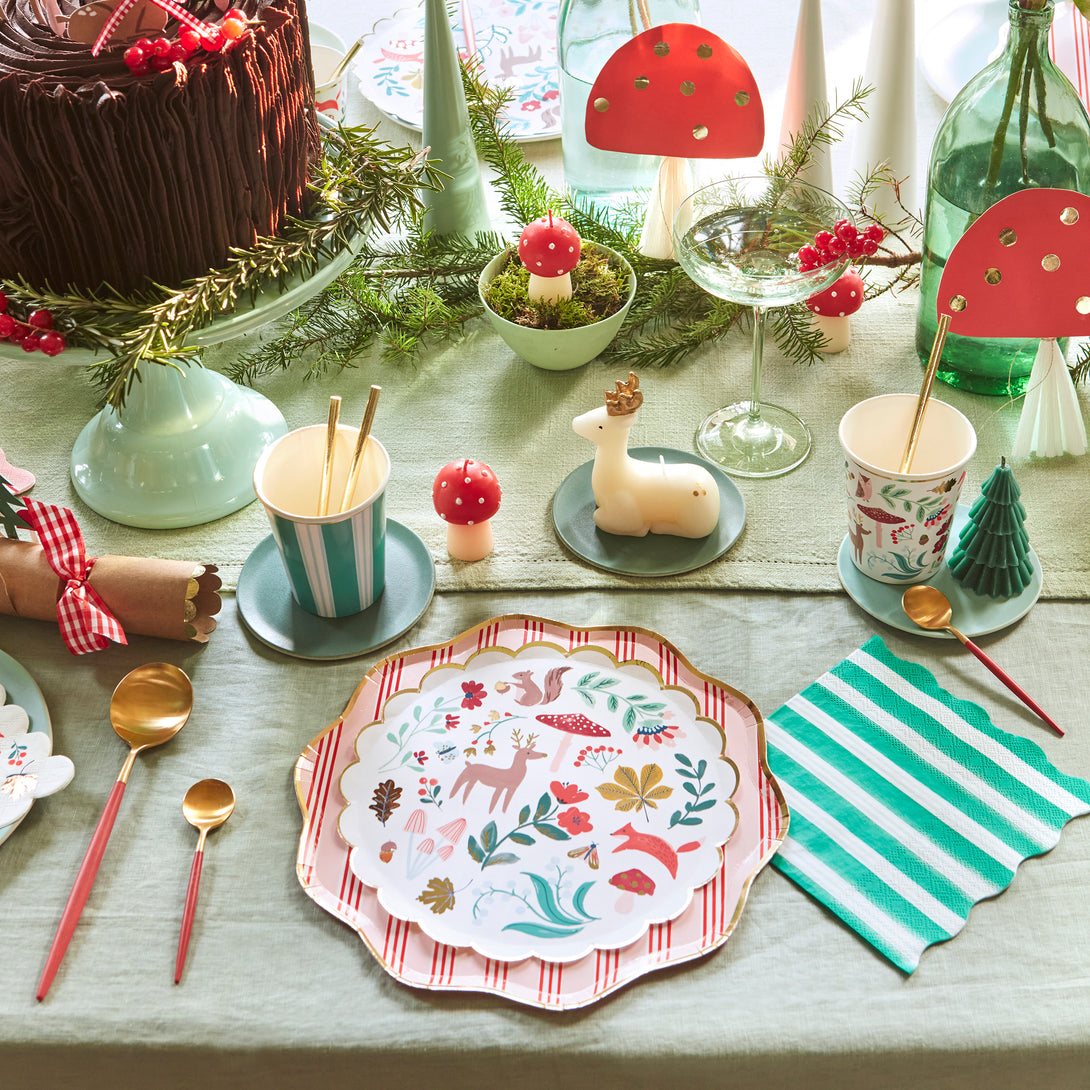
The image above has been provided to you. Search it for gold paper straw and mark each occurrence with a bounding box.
[899,313,952,474]
[339,385,381,512]
[317,396,341,516]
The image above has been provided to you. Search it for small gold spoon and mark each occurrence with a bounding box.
[175,779,236,983]
[902,585,1063,737]
[37,663,194,1000]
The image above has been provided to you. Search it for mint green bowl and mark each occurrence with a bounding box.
[478,244,636,371]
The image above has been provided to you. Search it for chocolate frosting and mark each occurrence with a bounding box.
[0,0,321,294]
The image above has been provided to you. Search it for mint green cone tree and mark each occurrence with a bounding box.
[948,458,1034,598]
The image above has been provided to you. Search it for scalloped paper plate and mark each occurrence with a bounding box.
[356,1,560,142]
[295,615,787,1008]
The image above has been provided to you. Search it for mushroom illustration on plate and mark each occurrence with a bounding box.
[937,187,1090,458]
[609,867,656,913]
[584,23,764,260]
[518,212,582,304]
[535,711,610,773]
[432,459,502,562]
[856,505,906,548]
[806,268,864,353]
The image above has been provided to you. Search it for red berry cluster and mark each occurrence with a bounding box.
[123,9,252,76]
[0,293,65,356]
[797,221,886,270]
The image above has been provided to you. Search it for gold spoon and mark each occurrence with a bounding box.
[175,779,235,983]
[901,585,1063,737]
[36,663,194,1000]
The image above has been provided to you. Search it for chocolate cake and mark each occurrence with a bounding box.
[0,0,321,295]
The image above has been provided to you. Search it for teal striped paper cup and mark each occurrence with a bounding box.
[253,424,391,618]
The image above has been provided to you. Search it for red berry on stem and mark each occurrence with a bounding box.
[814,230,834,249]
[220,17,246,40]
[135,37,153,52]
[0,291,7,313]
[27,309,52,330]
[798,244,820,267]
[835,221,858,244]
[0,314,15,337]
[827,237,847,257]
[39,331,66,357]
[201,28,226,51]
[169,43,189,63]
[863,224,885,242]
[224,7,247,19]
[179,29,201,54]
[7,321,27,342]
[124,45,145,69]
[151,37,171,56]
[20,333,39,352]
[861,238,879,256]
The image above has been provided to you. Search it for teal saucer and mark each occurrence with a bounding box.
[837,504,1043,639]
[236,520,435,660]
[552,446,746,576]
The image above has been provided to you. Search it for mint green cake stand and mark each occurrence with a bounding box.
[69,231,360,529]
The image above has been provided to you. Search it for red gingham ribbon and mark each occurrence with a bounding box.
[92,0,218,57]
[19,498,128,656]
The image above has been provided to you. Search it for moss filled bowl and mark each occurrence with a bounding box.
[478,243,636,371]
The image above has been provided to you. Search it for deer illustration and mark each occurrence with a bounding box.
[847,514,871,565]
[572,373,720,538]
[449,729,547,814]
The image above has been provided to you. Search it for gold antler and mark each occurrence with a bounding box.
[604,372,644,417]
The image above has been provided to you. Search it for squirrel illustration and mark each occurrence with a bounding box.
[506,667,571,706]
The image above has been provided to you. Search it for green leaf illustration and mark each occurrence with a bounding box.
[467,836,485,864]
[508,832,535,846]
[533,823,570,841]
[502,922,584,939]
[480,821,499,853]
[482,852,520,869]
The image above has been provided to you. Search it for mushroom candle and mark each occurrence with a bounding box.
[518,212,581,303]
[432,459,502,561]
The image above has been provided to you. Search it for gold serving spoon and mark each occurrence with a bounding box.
[175,779,236,983]
[901,585,1063,737]
[36,663,194,1001]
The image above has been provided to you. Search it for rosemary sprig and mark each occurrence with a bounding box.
[1,124,441,408]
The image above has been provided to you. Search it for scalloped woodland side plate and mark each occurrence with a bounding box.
[295,616,787,1005]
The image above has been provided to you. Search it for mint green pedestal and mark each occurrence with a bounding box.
[70,361,287,529]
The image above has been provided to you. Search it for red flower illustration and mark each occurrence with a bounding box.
[460,680,486,709]
[444,714,460,730]
[551,780,589,804]
[558,807,593,834]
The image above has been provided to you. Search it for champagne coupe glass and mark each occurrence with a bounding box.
[673,175,853,478]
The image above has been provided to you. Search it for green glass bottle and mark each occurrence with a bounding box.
[915,0,1090,395]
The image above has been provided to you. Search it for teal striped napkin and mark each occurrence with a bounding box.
[766,636,1090,973]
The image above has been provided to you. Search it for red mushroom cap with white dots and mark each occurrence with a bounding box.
[806,268,865,317]
[432,459,502,526]
[518,212,581,277]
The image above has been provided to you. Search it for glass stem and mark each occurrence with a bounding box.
[748,305,766,422]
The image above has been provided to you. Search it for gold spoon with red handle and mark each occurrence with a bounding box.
[175,778,235,983]
[37,663,193,1000]
[902,585,1063,737]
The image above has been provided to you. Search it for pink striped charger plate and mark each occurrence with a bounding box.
[293,615,787,1009]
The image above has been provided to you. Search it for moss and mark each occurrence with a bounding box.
[482,244,629,330]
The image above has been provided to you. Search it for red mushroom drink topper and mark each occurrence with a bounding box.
[584,23,763,261]
[938,188,1090,458]
[937,188,1090,339]
[518,212,582,304]
[432,459,502,562]
[585,24,763,160]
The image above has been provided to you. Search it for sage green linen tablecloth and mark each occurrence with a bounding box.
[4,2,1090,1088]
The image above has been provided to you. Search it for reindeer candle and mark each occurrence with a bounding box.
[572,373,720,538]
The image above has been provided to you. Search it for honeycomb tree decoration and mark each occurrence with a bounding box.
[937,188,1090,458]
[584,23,764,260]
[948,457,1035,599]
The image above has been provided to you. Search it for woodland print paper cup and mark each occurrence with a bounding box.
[253,425,390,617]
[310,24,348,124]
[839,394,976,584]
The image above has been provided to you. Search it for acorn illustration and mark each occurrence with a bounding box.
[379,841,397,863]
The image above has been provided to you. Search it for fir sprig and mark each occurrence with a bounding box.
[1,125,441,407]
